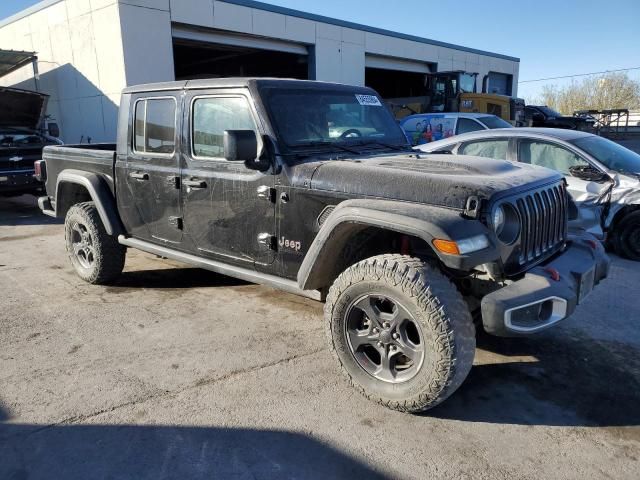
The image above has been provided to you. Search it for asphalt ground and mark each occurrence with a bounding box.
[0,193,638,480]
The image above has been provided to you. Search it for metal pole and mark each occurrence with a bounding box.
[32,56,39,92]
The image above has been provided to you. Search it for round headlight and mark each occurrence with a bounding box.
[493,203,520,245]
[493,206,506,235]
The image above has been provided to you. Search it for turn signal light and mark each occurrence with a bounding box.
[433,239,460,255]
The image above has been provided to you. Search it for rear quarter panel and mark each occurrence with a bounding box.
[43,144,116,198]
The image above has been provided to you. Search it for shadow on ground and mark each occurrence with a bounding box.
[428,329,640,430]
[0,404,388,480]
[0,195,61,227]
[109,268,249,291]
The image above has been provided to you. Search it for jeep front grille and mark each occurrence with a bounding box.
[515,183,568,265]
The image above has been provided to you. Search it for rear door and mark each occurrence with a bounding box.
[458,138,511,160]
[180,89,276,267]
[125,94,183,244]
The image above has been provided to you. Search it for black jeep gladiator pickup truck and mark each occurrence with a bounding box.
[36,78,609,412]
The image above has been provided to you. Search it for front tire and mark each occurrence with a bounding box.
[613,211,640,261]
[64,202,126,284]
[324,254,475,413]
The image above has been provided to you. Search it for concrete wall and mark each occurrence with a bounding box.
[0,0,519,143]
[0,0,127,143]
[161,0,518,91]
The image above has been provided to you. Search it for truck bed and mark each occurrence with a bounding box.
[42,143,116,196]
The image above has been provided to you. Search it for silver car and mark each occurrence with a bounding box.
[416,128,640,260]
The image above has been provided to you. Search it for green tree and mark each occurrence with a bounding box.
[532,72,640,114]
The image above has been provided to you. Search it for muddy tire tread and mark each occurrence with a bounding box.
[324,254,475,412]
[64,202,126,284]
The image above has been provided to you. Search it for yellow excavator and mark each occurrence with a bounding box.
[387,70,525,126]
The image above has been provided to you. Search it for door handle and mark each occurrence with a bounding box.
[129,172,149,181]
[183,179,207,189]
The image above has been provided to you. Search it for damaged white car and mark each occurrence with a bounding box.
[416,128,640,260]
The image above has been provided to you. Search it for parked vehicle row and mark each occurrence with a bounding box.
[385,70,525,127]
[35,78,609,413]
[417,128,640,260]
[526,105,596,131]
[399,112,513,145]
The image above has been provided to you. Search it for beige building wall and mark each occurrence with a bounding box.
[0,0,128,143]
[0,0,519,143]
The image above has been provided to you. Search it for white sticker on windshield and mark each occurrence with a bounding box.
[355,94,382,107]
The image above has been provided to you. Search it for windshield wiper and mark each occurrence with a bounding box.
[294,141,361,155]
[349,140,410,152]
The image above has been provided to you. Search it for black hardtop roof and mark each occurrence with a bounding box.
[122,78,376,95]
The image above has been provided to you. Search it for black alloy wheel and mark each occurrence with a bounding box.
[345,294,425,383]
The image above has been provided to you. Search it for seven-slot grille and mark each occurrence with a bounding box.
[514,182,568,265]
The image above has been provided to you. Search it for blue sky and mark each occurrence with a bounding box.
[2,0,639,101]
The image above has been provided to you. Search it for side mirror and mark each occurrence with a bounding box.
[569,164,608,182]
[47,122,60,138]
[224,130,258,162]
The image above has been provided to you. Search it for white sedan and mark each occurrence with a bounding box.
[416,128,640,260]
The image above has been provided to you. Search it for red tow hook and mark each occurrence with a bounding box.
[586,239,598,250]
[544,267,561,282]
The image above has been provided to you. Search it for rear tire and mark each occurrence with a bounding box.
[64,202,126,284]
[324,254,475,413]
[613,211,640,261]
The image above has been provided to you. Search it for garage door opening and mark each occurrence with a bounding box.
[173,40,309,81]
[365,67,428,98]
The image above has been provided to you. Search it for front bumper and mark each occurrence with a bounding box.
[481,236,610,337]
[0,169,42,195]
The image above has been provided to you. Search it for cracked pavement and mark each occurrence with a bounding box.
[1,195,639,480]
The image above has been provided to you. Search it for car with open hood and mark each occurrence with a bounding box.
[0,86,61,197]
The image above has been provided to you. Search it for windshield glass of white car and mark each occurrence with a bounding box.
[572,136,640,175]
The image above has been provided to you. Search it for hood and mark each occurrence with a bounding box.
[295,153,563,210]
[0,87,49,130]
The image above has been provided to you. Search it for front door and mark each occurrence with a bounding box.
[124,94,182,244]
[180,90,276,267]
[516,138,607,236]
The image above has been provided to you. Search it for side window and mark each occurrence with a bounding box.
[459,139,509,160]
[133,98,176,155]
[134,101,145,152]
[192,96,256,159]
[456,118,485,135]
[518,140,589,175]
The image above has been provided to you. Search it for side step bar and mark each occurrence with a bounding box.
[118,236,322,301]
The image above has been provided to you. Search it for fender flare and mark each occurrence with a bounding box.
[55,170,124,236]
[296,199,496,291]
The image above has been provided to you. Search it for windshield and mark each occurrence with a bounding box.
[261,87,409,152]
[537,106,563,117]
[0,128,45,147]
[459,73,476,93]
[478,116,513,129]
[572,135,640,175]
